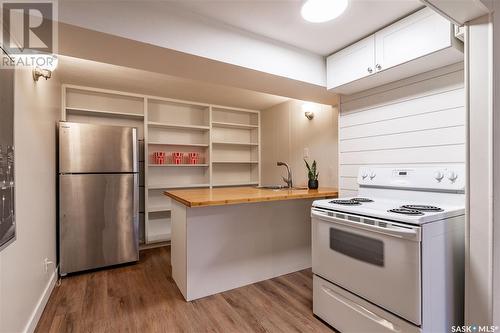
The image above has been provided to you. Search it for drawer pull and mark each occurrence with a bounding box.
[321,284,402,333]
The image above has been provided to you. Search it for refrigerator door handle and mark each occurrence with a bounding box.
[133,173,139,249]
[132,128,138,173]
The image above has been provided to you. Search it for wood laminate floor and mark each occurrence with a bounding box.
[35,247,335,333]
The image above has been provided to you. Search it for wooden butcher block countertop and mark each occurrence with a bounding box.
[164,186,338,207]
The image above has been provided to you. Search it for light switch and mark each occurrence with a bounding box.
[303,147,309,159]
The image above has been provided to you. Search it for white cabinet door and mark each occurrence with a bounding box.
[374,7,452,72]
[327,35,375,90]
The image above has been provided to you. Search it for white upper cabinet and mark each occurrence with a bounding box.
[374,8,451,71]
[327,35,375,89]
[327,7,463,94]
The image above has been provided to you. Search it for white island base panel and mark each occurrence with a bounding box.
[171,199,314,301]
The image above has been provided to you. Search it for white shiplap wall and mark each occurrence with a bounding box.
[339,63,465,196]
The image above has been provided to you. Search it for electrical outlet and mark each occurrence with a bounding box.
[303,147,309,159]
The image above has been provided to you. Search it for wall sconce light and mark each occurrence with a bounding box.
[305,111,315,120]
[302,102,316,120]
[33,55,58,81]
[33,67,52,81]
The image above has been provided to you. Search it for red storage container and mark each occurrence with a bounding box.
[187,152,199,164]
[153,152,165,164]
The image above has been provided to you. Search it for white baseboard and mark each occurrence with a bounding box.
[23,269,57,333]
[139,241,170,250]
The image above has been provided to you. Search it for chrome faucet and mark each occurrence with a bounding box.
[277,162,293,188]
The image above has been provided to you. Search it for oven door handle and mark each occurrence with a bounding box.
[311,209,420,241]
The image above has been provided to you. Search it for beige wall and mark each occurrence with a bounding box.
[0,68,61,333]
[261,100,338,188]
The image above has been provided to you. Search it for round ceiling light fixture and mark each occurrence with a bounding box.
[301,0,348,23]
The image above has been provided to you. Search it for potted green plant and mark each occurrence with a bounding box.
[304,159,319,189]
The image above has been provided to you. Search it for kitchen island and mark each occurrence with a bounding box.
[164,186,337,301]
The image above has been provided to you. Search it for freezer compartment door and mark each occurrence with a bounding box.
[59,122,137,173]
[59,173,139,275]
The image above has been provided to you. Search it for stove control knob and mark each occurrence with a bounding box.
[361,171,368,179]
[447,170,458,182]
[434,171,444,182]
[369,171,376,180]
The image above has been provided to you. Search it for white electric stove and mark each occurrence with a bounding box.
[311,165,465,333]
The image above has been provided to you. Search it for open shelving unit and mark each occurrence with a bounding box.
[211,106,260,188]
[62,85,260,246]
[146,98,211,244]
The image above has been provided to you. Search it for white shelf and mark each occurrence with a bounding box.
[212,141,258,147]
[148,233,171,243]
[66,107,144,119]
[211,121,258,129]
[212,161,259,164]
[148,122,209,131]
[148,183,210,190]
[148,206,172,213]
[147,212,172,243]
[212,106,260,114]
[147,232,171,243]
[149,164,209,167]
[148,142,209,147]
[213,181,259,187]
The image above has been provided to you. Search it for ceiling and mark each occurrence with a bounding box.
[54,1,424,108]
[171,0,424,56]
[57,56,291,110]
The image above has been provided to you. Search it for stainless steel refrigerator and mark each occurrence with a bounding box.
[58,122,139,275]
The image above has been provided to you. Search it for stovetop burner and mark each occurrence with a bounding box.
[401,205,443,212]
[351,197,374,203]
[329,199,361,205]
[388,208,424,216]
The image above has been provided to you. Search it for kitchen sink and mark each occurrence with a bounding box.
[257,185,287,190]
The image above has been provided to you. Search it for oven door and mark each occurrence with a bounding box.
[312,207,422,325]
